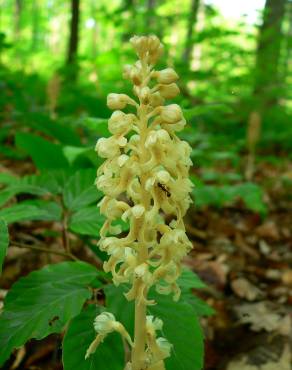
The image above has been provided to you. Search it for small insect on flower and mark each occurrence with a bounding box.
[157,182,171,197]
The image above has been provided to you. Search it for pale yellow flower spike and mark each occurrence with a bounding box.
[92,35,193,370]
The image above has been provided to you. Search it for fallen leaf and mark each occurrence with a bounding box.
[231,278,264,301]
[235,302,291,334]
[256,222,280,241]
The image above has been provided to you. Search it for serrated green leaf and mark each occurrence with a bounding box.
[69,206,105,236]
[0,172,67,208]
[0,261,98,365]
[19,173,62,194]
[105,285,204,370]
[0,184,50,208]
[0,200,62,224]
[0,219,8,274]
[63,169,102,212]
[62,305,124,370]
[15,132,69,170]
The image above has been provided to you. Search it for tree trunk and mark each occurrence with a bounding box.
[182,0,200,67]
[246,0,287,180]
[66,0,80,66]
[253,0,287,109]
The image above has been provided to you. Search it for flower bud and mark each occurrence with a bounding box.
[149,44,164,65]
[160,104,182,123]
[108,111,135,135]
[149,92,164,107]
[107,93,131,110]
[130,36,148,57]
[156,68,178,84]
[145,129,170,148]
[148,35,161,52]
[158,83,180,99]
[95,137,120,158]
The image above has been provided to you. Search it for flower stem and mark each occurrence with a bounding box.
[131,284,147,370]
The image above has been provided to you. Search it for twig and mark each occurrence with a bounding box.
[12,241,78,261]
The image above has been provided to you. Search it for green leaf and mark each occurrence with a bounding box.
[19,173,61,194]
[0,184,50,207]
[151,295,204,370]
[0,172,67,207]
[187,296,215,317]
[0,200,62,224]
[0,173,18,186]
[192,182,266,216]
[63,146,93,165]
[178,268,207,290]
[69,206,105,236]
[63,169,102,212]
[62,305,124,370]
[15,132,69,170]
[178,269,214,317]
[0,219,8,274]
[236,183,267,216]
[82,117,110,137]
[26,113,81,146]
[0,261,98,365]
[106,286,204,370]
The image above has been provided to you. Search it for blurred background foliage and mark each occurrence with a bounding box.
[0,0,292,222]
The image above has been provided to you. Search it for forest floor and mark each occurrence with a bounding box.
[0,159,291,370]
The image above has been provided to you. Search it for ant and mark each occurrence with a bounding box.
[157,182,171,197]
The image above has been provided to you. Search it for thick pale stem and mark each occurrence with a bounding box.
[131,65,150,369]
[131,282,147,370]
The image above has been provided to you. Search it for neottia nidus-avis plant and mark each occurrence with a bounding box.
[86,35,194,370]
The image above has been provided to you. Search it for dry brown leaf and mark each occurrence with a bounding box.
[256,222,280,241]
[235,302,291,334]
[282,271,292,287]
[231,278,264,301]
